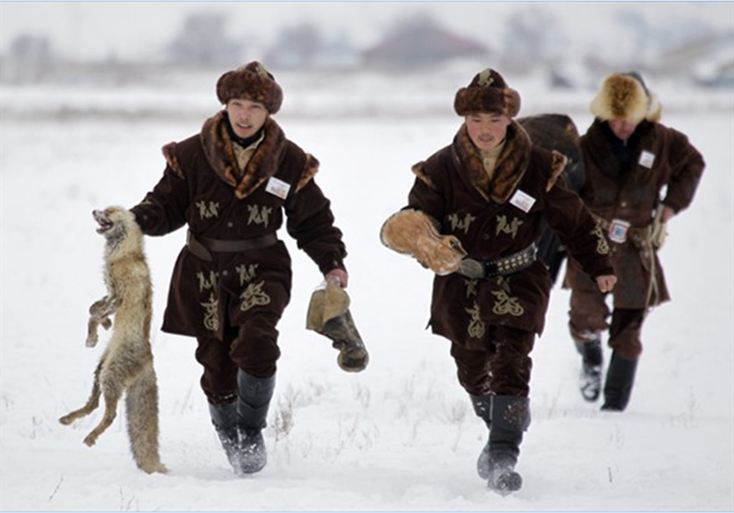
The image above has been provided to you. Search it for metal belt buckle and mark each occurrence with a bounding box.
[608,219,630,244]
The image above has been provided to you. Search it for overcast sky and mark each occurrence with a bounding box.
[1,2,732,61]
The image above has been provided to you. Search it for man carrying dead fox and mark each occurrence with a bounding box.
[381,68,616,494]
[129,62,349,475]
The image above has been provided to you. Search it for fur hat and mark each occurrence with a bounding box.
[590,72,662,123]
[454,68,521,117]
[216,61,283,114]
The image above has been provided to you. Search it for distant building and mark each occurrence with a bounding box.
[265,24,360,70]
[656,31,734,86]
[363,17,488,69]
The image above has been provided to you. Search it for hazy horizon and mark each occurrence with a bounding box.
[2,2,732,62]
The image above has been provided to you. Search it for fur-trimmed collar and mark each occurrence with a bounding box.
[452,120,532,203]
[200,112,287,199]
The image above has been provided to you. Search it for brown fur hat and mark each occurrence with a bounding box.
[590,72,662,123]
[454,68,521,117]
[216,61,283,114]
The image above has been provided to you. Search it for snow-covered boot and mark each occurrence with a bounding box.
[236,370,275,474]
[574,335,603,402]
[601,352,637,411]
[469,393,492,479]
[486,395,530,495]
[208,399,241,471]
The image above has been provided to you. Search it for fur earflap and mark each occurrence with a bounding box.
[454,68,521,117]
[590,73,662,123]
[216,61,283,114]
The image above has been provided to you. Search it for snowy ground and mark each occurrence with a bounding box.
[1,77,733,511]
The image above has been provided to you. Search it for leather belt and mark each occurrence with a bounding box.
[458,243,538,280]
[592,214,651,243]
[186,230,278,262]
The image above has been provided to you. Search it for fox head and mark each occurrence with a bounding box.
[92,207,143,255]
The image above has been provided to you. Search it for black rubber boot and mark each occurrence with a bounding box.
[487,395,530,495]
[574,338,603,402]
[236,370,275,474]
[469,393,492,480]
[208,399,241,471]
[601,353,638,411]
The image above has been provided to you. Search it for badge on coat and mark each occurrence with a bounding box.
[608,219,631,244]
[266,177,291,199]
[638,150,656,169]
[509,189,536,213]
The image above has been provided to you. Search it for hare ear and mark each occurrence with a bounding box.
[447,237,467,257]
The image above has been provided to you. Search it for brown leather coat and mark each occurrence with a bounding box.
[131,112,346,339]
[407,121,613,348]
[565,119,704,308]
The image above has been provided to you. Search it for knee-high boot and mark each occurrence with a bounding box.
[601,352,637,411]
[236,369,275,474]
[208,399,240,471]
[469,393,493,479]
[574,333,603,402]
[487,395,530,495]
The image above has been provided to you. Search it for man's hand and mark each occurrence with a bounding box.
[325,268,349,288]
[651,205,674,249]
[596,274,617,293]
[661,206,675,223]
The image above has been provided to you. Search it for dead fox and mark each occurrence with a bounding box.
[59,206,167,474]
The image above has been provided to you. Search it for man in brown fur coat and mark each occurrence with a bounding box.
[565,72,705,411]
[381,68,616,494]
[129,61,348,475]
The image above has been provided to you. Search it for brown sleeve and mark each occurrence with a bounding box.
[661,128,705,214]
[543,180,614,279]
[285,177,347,274]
[406,158,448,226]
[129,163,190,236]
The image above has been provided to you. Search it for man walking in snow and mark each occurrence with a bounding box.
[129,61,349,474]
[380,68,616,494]
[565,72,705,411]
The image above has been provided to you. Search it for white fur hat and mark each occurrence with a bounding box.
[590,72,661,123]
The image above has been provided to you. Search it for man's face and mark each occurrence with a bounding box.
[608,118,639,142]
[465,112,511,152]
[226,98,268,138]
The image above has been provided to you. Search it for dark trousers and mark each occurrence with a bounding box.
[569,286,646,360]
[450,325,535,397]
[195,312,281,403]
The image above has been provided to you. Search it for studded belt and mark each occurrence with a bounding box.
[457,243,538,280]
